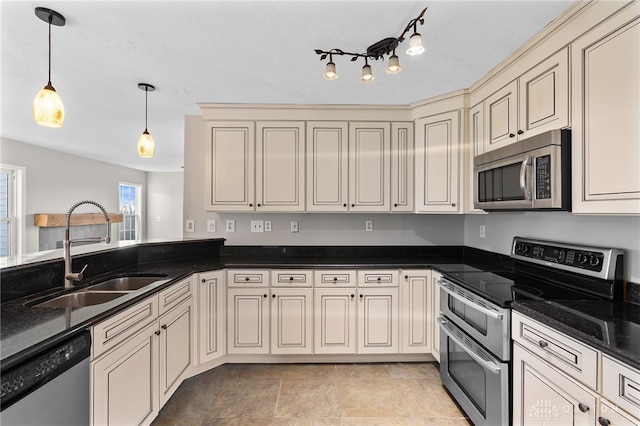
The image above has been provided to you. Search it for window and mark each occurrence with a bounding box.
[119,183,142,241]
[0,165,24,257]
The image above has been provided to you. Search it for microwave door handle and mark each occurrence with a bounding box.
[437,280,503,320]
[438,317,502,374]
[520,156,533,200]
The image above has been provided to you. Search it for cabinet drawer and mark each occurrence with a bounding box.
[314,270,356,287]
[272,270,313,287]
[512,311,598,390]
[227,270,269,287]
[92,296,158,359]
[357,270,399,287]
[599,398,640,426]
[602,354,640,417]
[158,278,193,315]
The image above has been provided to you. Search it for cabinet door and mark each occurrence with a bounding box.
[470,102,485,156]
[571,7,640,214]
[314,288,356,354]
[349,122,391,212]
[518,48,569,138]
[513,344,597,426]
[159,297,194,406]
[484,80,518,151]
[205,121,255,211]
[198,271,225,364]
[92,322,159,426]
[415,111,460,213]
[270,288,313,354]
[400,271,431,354]
[256,121,305,211]
[431,272,441,362]
[599,399,640,426]
[391,122,414,212]
[306,121,349,212]
[357,287,399,354]
[227,288,269,354]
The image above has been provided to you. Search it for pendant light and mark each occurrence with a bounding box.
[386,50,401,74]
[323,54,338,80]
[406,24,425,56]
[360,58,374,82]
[137,83,155,158]
[33,7,66,128]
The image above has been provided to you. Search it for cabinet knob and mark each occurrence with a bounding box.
[578,403,589,413]
[351,294,355,298]
[161,324,167,330]
[289,276,294,281]
[155,330,161,336]
[517,130,524,135]
[201,278,206,283]
[359,294,364,298]
[272,294,276,298]
[249,203,253,207]
[343,203,347,207]
[405,275,408,279]
[538,340,548,348]
[377,277,381,281]
[598,417,611,426]
[333,277,338,282]
[394,203,398,207]
[257,203,261,207]
[263,294,268,298]
[351,204,355,207]
[245,277,250,281]
[509,133,515,138]
[451,203,456,207]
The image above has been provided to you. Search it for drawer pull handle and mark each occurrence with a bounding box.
[333,277,338,282]
[161,324,167,330]
[598,417,611,426]
[155,330,161,336]
[245,277,250,281]
[377,277,381,281]
[538,340,548,348]
[289,276,294,281]
[578,403,589,413]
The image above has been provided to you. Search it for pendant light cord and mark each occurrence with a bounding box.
[144,86,148,132]
[47,14,52,85]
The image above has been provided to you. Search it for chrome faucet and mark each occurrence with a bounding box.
[63,200,111,288]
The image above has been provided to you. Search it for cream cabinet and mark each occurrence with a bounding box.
[415,110,461,213]
[399,270,431,353]
[348,122,391,212]
[598,399,639,426]
[313,270,357,354]
[256,121,306,211]
[198,271,225,364]
[601,354,640,424]
[205,121,255,211]
[431,270,442,362]
[226,287,270,355]
[270,287,313,354]
[391,122,414,212]
[513,343,597,426]
[356,270,399,354]
[570,5,640,214]
[483,48,569,153]
[91,278,195,426]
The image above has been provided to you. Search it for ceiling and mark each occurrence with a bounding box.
[1,0,575,172]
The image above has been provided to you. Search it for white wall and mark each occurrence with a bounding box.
[147,172,184,240]
[0,137,147,254]
[464,212,640,283]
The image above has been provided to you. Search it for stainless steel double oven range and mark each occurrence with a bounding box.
[436,237,623,426]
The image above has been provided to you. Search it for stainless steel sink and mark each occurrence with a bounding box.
[85,275,168,292]
[33,291,129,308]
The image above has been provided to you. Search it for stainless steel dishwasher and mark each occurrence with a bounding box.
[0,331,91,426]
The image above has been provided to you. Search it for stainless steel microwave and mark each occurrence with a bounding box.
[474,129,571,211]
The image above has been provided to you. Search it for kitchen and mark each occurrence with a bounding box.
[1,1,639,425]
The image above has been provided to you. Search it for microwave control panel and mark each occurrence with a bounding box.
[535,155,551,200]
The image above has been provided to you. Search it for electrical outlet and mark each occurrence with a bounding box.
[290,221,299,233]
[207,219,216,233]
[264,221,272,232]
[226,219,235,233]
[480,225,486,239]
[365,220,373,232]
[251,220,264,233]
[185,219,195,233]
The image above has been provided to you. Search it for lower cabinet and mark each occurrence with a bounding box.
[91,289,195,426]
[198,271,225,364]
[226,287,270,354]
[314,287,357,354]
[431,271,442,362]
[357,286,399,354]
[271,287,313,354]
[400,270,432,354]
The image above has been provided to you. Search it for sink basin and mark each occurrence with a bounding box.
[33,291,129,308]
[85,275,168,292]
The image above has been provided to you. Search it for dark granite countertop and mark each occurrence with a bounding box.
[512,300,640,370]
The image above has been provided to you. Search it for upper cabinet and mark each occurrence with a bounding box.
[415,111,461,213]
[391,123,415,212]
[570,4,640,214]
[205,121,255,211]
[480,48,569,154]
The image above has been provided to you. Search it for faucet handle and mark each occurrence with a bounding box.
[65,264,89,283]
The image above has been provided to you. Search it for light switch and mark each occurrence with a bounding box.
[185,219,195,233]
[226,219,235,233]
[207,220,216,233]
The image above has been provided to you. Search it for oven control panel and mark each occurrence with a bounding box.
[0,332,90,409]
[512,237,623,281]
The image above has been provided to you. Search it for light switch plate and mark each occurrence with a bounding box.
[480,225,486,238]
[207,219,216,233]
[226,219,235,233]
[290,221,299,233]
[185,219,195,233]
[365,220,373,232]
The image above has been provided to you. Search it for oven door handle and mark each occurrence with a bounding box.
[519,156,532,200]
[437,280,503,320]
[438,317,502,375]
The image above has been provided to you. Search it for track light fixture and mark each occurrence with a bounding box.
[137,83,155,158]
[315,6,427,82]
[33,7,66,128]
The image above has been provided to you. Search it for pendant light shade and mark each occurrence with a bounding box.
[137,83,155,158]
[386,54,401,74]
[361,63,374,82]
[324,61,338,80]
[33,7,66,128]
[406,32,425,56]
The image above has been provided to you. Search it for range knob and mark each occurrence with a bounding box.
[590,256,600,267]
[578,253,589,264]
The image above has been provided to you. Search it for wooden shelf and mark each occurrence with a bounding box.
[34,213,124,227]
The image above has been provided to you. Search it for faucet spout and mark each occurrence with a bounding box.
[64,200,111,288]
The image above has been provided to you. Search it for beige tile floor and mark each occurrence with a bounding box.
[152,362,472,426]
